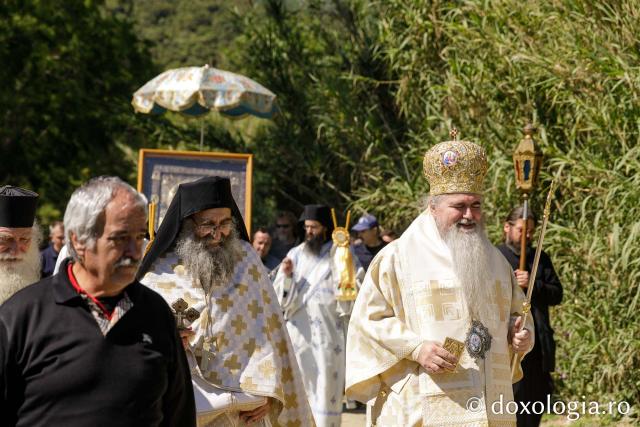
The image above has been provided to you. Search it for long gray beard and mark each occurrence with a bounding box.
[440,222,494,324]
[0,241,41,305]
[175,226,241,292]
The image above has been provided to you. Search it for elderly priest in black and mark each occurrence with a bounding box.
[0,185,41,304]
[0,176,196,427]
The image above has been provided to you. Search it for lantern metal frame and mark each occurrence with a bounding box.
[512,124,543,271]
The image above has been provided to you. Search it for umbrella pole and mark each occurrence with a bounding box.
[199,119,205,151]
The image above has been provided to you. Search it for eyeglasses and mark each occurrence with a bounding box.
[0,235,32,246]
[193,220,233,235]
[276,224,291,229]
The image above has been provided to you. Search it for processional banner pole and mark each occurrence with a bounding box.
[510,181,556,377]
[520,181,556,329]
[510,123,546,378]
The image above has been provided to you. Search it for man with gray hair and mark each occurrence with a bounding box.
[346,130,534,426]
[0,176,195,427]
[0,185,40,305]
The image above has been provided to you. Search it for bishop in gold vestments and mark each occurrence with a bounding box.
[345,131,534,427]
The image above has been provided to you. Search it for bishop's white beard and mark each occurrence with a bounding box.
[0,237,41,305]
[175,223,241,292]
[438,219,494,324]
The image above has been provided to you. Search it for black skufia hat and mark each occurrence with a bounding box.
[0,185,39,228]
[299,204,334,241]
[137,176,249,279]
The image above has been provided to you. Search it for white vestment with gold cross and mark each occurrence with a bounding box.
[141,240,315,427]
[273,241,364,427]
[345,211,534,427]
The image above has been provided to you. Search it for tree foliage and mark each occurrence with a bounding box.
[371,0,640,407]
[0,0,163,222]
[226,0,413,224]
[106,0,251,69]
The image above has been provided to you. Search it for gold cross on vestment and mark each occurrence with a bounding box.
[243,338,257,355]
[247,300,263,319]
[261,289,272,305]
[258,359,276,378]
[231,315,248,335]
[284,392,297,409]
[266,313,282,332]
[241,376,258,390]
[261,325,271,340]
[428,280,460,321]
[206,369,222,384]
[285,420,302,427]
[223,354,242,374]
[281,366,294,383]
[157,281,177,290]
[494,280,510,322]
[171,263,187,276]
[248,265,261,282]
[235,282,249,296]
[216,294,234,312]
[216,332,229,349]
[276,339,289,357]
[182,291,197,306]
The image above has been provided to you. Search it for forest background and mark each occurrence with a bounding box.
[1,0,638,421]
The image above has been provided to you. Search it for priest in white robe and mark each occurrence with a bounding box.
[273,205,363,427]
[346,130,534,427]
[138,177,315,427]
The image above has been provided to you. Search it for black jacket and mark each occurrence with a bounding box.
[0,261,196,427]
[497,244,563,373]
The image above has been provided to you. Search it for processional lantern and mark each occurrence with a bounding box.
[513,124,543,194]
[512,124,543,271]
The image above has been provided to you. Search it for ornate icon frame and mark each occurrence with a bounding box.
[137,149,253,233]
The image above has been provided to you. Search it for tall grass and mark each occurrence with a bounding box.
[368,0,640,410]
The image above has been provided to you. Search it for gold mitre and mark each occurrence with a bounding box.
[423,128,488,195]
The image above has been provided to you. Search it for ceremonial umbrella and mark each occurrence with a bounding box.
[132,64,278,149]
